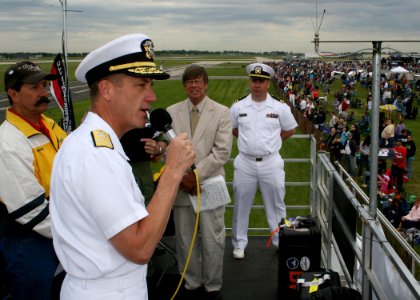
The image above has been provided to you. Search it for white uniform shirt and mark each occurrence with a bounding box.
[230,94,298,156]
[50,112,148,279]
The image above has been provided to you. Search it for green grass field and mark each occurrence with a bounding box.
[0,61,80,92]
[34,61,312,233]
[2,57,419,235]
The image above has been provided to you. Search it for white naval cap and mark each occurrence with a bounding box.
[75,33,170,86]
[246,63,274,79]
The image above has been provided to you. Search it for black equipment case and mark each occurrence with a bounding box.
[296,269,361,300]
[296,269,340,299]
[277,217,321,299]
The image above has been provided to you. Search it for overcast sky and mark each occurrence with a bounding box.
[1,0,419,54]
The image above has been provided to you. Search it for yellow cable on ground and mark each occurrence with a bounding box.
[170,169,201,300]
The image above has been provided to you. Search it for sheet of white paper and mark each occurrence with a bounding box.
[189,175,231,213]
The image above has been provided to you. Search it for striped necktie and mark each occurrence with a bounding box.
[191,105,199,136]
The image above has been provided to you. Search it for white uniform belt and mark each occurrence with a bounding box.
[67,268,144,290]
[240,152,277,161]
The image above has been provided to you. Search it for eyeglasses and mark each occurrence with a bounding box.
[185,79,204,86]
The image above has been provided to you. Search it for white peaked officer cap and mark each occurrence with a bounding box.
[246,63,274,79]
[76,33,170,86]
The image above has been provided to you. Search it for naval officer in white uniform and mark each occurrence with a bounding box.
[50,33,195,300]
[230,63,297,259]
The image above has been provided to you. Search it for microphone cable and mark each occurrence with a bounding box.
[149,108,202,298]
[169,168,201,300]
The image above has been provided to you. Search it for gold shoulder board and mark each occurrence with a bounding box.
[91,130,114,149]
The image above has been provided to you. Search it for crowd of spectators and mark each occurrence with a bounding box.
[266,58,420,243]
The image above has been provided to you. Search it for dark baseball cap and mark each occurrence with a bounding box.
[4,61,57,91]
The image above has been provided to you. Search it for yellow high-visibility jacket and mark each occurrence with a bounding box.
[0,109,67,238]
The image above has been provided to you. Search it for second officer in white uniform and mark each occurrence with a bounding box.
[230,63,298,259]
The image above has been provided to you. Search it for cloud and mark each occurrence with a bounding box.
[0,0,419,53]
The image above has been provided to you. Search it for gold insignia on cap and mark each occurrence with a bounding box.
[127,67,163,74]
[142,40,154,60]
[254,66,262,75]
[91,130,114,149]
[109,61,156,72]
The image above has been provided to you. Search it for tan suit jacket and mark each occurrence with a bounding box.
[167,96,232,205]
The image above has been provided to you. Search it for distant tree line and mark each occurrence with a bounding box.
[1,50,418,61]
[0,50,293,60]
[156,50,292,56]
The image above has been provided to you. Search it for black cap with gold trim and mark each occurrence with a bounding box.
[246,63,274,79]
[76,33,170,86]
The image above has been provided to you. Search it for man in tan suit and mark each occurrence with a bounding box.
[167,65,232,300]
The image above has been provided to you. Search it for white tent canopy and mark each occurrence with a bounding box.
[390,66,409,73]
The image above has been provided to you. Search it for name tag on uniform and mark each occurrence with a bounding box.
[266,113,279,119]
[239,113,247,117]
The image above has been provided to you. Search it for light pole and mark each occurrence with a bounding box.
[58,0,82,86]
[59,0,68,86]
[57,0,81,132]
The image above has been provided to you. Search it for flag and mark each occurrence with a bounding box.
[50,53,76,132]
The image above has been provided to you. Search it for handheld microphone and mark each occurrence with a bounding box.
[149,108,177,142]
[150,108,196,170]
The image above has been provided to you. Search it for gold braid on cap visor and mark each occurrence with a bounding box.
[109,61,157,72]
[250,74,271,79]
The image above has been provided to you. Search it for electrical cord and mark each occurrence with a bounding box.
[170,169,201,300]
